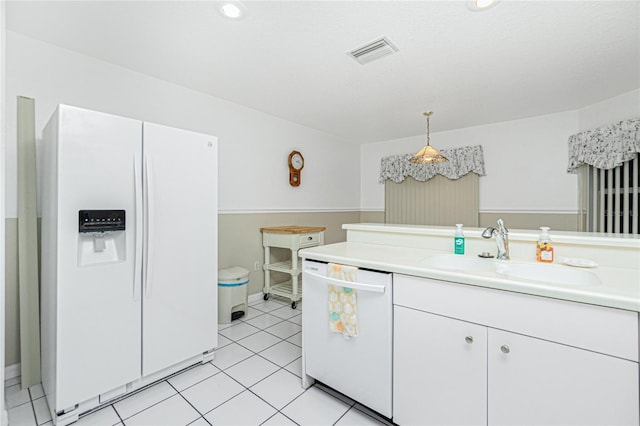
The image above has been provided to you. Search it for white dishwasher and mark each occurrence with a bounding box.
[302,259,393,418]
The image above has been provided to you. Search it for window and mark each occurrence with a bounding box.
[578,155,639,234]
[385,174,479,226]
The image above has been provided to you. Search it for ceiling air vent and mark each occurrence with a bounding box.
[348,36,398,65]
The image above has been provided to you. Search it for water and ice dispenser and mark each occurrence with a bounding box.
[78,210,126,266]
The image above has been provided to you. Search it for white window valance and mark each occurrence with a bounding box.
[379,145,486,183]
[567,118,640,173]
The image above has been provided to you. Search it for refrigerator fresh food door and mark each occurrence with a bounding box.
[50,105,143,409]
[141,122,218,376]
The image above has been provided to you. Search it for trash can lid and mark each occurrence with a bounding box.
[218,266,250,281]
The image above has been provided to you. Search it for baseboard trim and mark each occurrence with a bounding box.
[5,363,20,380]
[248,293,263,304]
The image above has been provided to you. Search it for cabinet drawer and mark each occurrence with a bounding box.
[394,274,639,361]
[299,233,321,247]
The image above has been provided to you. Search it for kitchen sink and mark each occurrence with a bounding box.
[495,262,602,286]
[421,254,601,286]
[420,254,497,272]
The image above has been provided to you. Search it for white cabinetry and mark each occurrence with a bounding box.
[393,274,640,426]
[394,307,486,426]
[488,328,639,426]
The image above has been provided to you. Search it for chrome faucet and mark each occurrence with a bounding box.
[482,218,510,260]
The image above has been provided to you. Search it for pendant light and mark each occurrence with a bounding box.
[410,111,448,164]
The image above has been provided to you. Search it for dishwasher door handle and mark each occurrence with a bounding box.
[304,271,386,294]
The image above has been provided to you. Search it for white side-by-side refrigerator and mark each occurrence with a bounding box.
[40,105,218,425]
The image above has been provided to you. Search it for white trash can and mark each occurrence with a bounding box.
[218,266,250,324]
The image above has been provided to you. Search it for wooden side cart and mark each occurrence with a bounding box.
[260,226,326,309]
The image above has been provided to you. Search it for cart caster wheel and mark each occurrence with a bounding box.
[291,301,297,309]
[263,294,269,301]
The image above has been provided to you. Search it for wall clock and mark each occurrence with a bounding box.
[288,150,304,186]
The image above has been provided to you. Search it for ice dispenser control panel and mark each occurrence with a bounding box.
[78,210,125,233]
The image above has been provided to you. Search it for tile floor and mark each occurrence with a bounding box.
[5,298,393,426]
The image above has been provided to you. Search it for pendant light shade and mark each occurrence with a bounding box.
[410,111,447,164]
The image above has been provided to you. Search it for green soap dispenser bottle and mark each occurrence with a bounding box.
[454,224,465,255]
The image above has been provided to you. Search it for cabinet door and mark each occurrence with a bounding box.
[394,306,487,426]
[488,329,639,426]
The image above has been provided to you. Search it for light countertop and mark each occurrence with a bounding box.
[299,242,640,312]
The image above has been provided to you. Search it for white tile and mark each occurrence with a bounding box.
[76,406,121,426]
[237,331,281,353]
[335,407,388,425]
[269,306,301,320]
[315,383,355,406]
[265,321,302,339]
[218,322,260,341]
[125,394,200,426]
[224,355,279,387]
[210,343,254,370]
[6,383,31,409]
[351,404,395,426]
[168,363,220,392]
[8,402,37,426]
[33,397,51,425]
[113,381,176,419]
[218,321,233,331]
[244,314,285,330]
[217,333,232,348]
[261,412,298,426]
[180,372,244,414]
[286,331,302,347]
[187,418,210,426]
[288,314,302,325]
[249,300,286,313]
[281,387,352,426]
[29,383,45,400]
[259,341,302,367]
[284,357,302,378]
[250,369,305,410]
[204,390,276,425]
[239,307,262,321]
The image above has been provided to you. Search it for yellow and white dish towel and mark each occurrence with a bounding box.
[327,263,358,338]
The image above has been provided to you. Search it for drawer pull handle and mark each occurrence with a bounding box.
[500,344,510,354]
[307,236,312,240]
[465,336,473,344]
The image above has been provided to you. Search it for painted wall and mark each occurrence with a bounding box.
[361,111,579,214]
[4,30,639,369]
[3,31,361,367]
[361,89,640,218]
[577,89,640,131]
[4,31,361,217]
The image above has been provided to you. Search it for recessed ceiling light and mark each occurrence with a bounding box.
[219,1,247,20]
[467,0,499,11]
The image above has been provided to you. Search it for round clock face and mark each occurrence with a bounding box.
[291,153,304,170]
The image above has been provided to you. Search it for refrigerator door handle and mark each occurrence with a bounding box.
[133,156,142,301]
[143,154,154,297]
[303,270,386,294]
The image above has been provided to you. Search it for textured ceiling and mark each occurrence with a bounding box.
[6,1,640,143]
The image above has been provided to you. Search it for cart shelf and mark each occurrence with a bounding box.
[260,226,325,309]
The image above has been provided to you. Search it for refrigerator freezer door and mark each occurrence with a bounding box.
[141,122,218,376]
[49,105,143,409]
